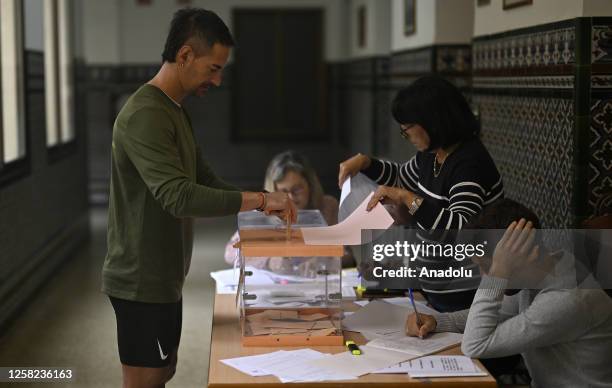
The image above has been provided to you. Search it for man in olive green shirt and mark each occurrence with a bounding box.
[103,9,296,388]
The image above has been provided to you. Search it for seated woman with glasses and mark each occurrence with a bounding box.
[338,75,504,312]
[225,150,355,272]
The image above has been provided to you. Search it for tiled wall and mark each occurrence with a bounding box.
[81,19,610,229]
[589,19,612,216]
[332,20,611,229]
[473,17,612,228]
[327,44,472,163]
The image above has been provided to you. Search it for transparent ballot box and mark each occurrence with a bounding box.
[236,223,344,347]
[237,209,327,229]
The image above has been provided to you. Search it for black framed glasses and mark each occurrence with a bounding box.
[399,124,414,139]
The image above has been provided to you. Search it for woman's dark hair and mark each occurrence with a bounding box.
[162,8,234,63]
[391,75,479,151]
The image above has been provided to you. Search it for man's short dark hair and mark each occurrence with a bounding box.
[391,75,479,151]
[465,198,541,230]
[460,198,541,258]
[161,8,234,63]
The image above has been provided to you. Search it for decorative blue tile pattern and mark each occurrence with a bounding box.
[589,99,612,210]
[592,25,612,64]
[473,25,575,70]
[473,75,574,89]
[473,21,579,227]
[476,94,575,228]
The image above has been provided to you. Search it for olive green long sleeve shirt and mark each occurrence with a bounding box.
[102,84,242,303]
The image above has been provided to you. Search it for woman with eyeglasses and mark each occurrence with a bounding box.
[225,150,355,271]
[338,75,504,312]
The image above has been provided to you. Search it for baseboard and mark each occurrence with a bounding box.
[0,213,90,333]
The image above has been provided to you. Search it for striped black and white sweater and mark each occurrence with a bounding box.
[363,137,504,306]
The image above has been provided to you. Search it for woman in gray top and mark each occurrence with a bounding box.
[406,199,612,387]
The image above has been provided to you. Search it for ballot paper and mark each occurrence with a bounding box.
[338,173,379,222]
[367,332,464,357]
[210,266,333,295]
[339,177,351,207]
[302,193,394,245]
[304,344,413,377]
[211,266,275,294]
[373,355,487,377]
[341,267,360,298]
[342,299,409,336]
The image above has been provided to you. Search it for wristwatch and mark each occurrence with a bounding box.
[408,196,423,215]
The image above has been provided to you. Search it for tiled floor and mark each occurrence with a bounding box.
[0,208,237,388]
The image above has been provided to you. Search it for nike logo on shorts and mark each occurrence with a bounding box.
[157,339,168,360]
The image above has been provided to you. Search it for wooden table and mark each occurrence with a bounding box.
[207,294,497,387]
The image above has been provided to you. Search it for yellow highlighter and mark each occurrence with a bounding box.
[345,340,362,355]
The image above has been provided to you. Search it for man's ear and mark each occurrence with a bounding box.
[176,45,194,66]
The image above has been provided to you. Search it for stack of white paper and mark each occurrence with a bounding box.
[303,344,414,377]
[374,355,487,377]
[221,349,357,383]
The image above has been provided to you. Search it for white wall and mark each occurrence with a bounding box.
[23,0,44,51]
[80,0,349,64]
[474,0,612,37]
[391,0,473,53]
[435,0,473,44]
[583,0,612,15]
[348,0,392,59]
[81,0,121,64]
[391,0,435,51]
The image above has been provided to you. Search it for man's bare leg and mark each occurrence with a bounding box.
[121,348,177,388]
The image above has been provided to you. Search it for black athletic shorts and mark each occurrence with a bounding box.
[109,296,182,368]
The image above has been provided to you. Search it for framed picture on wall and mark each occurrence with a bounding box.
[358,6,366,48]
[477,0,491,6]
[503,0,533,10]
[404,0,416,36]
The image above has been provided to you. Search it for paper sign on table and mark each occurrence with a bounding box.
[367,332,464,357]
[407,355,487,378]
[373,355,487,377]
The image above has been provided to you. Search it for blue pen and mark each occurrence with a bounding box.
[409,289,423,331]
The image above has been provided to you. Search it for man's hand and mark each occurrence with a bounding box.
[366,185,415,211]
[338,153,371,188]
[488,218,539,279]
[264,192,298,224]
[405,313,437,338]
